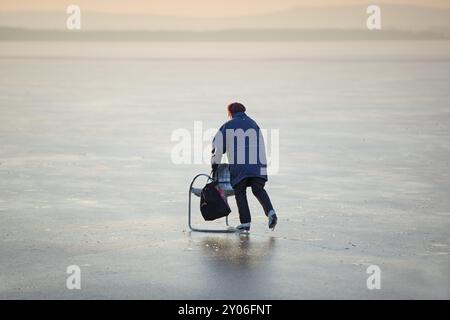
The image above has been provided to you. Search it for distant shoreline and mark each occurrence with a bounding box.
[1,27,449,41]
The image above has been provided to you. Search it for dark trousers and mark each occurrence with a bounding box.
[233,177,274,224]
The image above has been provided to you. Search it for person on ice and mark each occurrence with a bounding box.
[211,102,277,232]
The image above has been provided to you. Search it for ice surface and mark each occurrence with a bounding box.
[0,41,449,299]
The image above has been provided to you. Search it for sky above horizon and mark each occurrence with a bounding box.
[1,0,450,16]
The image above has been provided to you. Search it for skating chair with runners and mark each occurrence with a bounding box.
[188,164,236,233]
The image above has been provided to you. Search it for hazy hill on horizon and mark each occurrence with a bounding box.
[1,4,450,31]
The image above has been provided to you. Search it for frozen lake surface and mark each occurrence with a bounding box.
[0,41,449,299]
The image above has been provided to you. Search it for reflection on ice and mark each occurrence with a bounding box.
[197,234,276,269]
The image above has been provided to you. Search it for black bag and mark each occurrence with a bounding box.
[200,181,231,221]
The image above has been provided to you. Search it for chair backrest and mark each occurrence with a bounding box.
[213,164,233,192]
